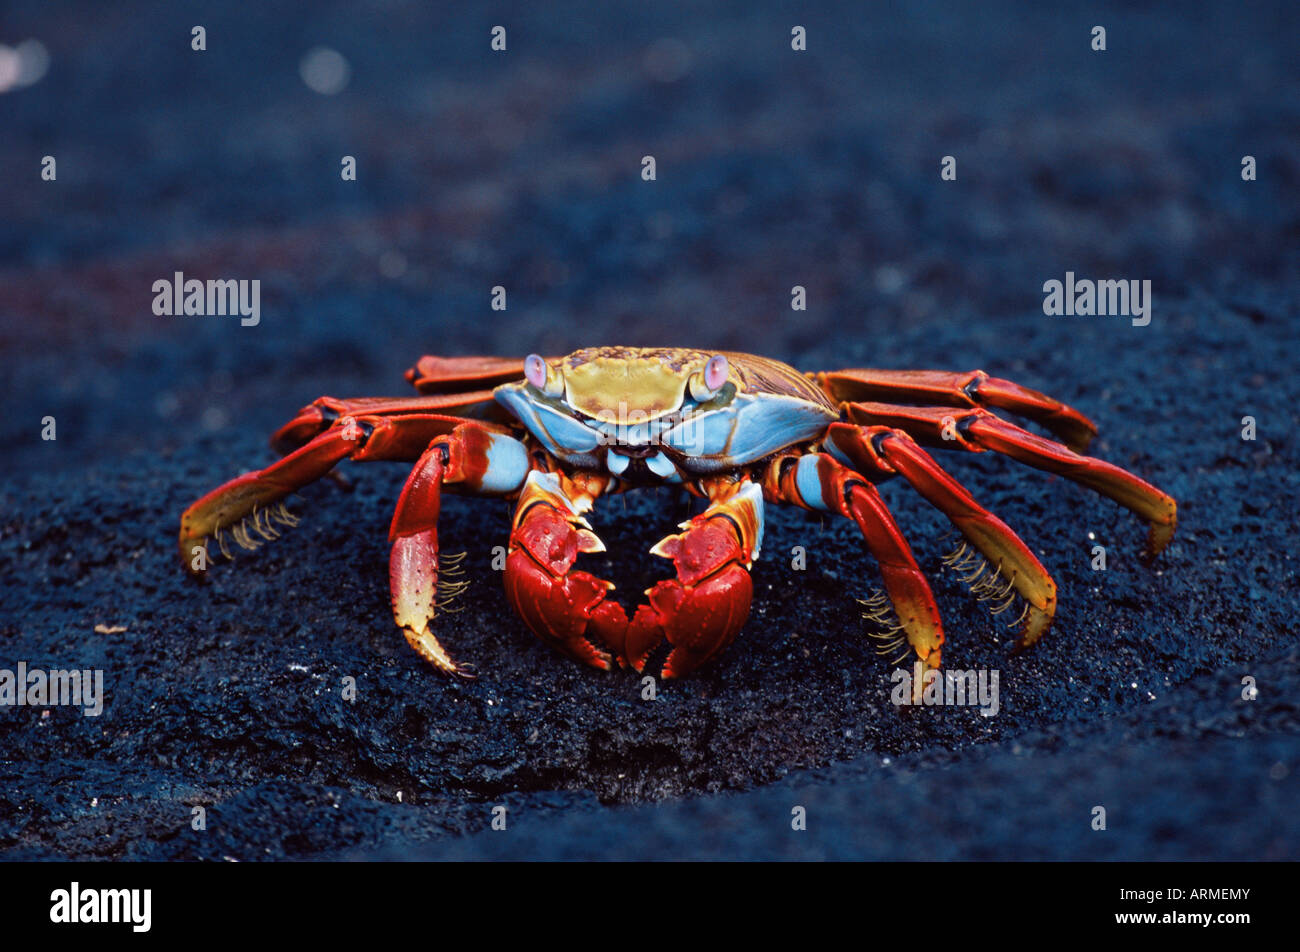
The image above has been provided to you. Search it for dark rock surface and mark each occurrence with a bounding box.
[1,0,1297,860]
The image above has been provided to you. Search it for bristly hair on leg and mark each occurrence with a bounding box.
[435,552,471,611]
[857,588,912,666]
[250,505,280,541]
[943,536,1029,631]
[269,502,301,528]
[203,500,305,563]
[229,517,261,552]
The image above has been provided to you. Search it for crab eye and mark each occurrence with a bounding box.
[523,354,564,397]
[524,354,548,389]
[705,354,729,390]
[690,354,729,401]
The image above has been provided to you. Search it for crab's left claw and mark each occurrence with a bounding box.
[622,481,763,679]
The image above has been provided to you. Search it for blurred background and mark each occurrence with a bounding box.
[1,1,1297,860]
[2,0,1295,464]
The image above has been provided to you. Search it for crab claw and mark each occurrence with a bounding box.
[504,471,626,670]
[623,482,763,679]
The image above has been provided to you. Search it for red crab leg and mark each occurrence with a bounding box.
[762,453,946,670]
[816,368,1098,453]
[388,424,532,676]
[503,469,627,670]
[405,354,530,394]
[843,402,1177,557]
[270,392,506,455]
[826,423,1058,649]
[179,412,501,569]
[618,479,764,679]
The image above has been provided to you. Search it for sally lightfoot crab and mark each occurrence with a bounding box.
[179,347,1176,679]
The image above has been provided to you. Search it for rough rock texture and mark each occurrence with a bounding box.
[1,0,1296,860]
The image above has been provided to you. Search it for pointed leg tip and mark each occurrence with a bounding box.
[179,537,214,576]
[1143,522,1176,561]
[1012,604,1054,651]
[401,625,474,679]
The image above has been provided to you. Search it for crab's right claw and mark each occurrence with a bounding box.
[504,471,625,670]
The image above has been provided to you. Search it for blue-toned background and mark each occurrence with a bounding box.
[1,0,1297,859]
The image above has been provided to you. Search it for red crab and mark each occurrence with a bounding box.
[179,347,1176,679]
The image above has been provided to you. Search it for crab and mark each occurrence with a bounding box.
[179,347,1176,679]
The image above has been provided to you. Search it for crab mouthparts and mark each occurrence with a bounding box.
[603,442,657,458]
[604,445,679,480]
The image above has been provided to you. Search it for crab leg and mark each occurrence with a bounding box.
[621,479,764,679]
[389,424,531,676]
[405,354,529,394]
[179,412,498,569]
[269,392,505,455]
[826,423,1058,649]
[843,402,1177,557]
[762,453,946,670]
[502,470,626,671]
[816,368,1098,453]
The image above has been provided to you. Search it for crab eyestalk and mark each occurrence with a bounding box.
[524,353,564,397]
[688,353,729,402]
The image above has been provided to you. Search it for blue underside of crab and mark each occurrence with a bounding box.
[494,382,838,477]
